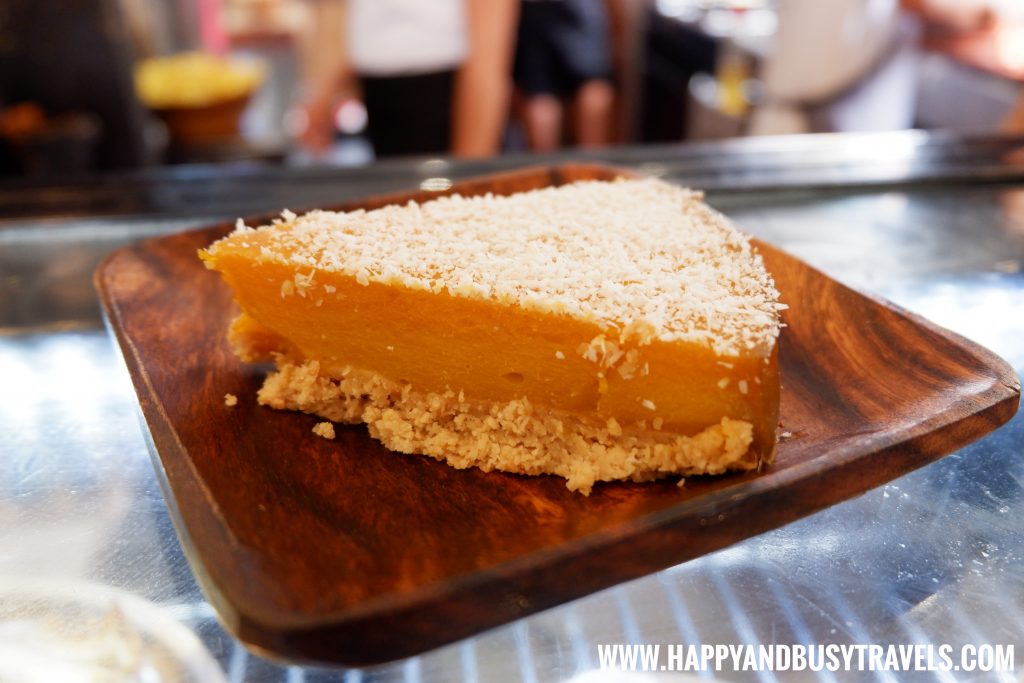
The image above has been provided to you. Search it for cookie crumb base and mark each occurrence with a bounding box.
[257,357,757,494]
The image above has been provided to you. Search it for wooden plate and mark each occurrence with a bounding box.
[96,165,1020,666]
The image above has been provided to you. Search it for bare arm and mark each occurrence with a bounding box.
[1003,95,1024,134]
[298,0,354,153]
[450,0,518,158]
[901,0,996,31]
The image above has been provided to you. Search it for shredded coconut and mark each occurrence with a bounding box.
[206,178,781,356]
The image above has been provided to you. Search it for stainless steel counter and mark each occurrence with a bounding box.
[1,132,1022,682]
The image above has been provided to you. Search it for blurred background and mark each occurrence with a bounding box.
[3,4,1024,682]
[1,0,1023,175]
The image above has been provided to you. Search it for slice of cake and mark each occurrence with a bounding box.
[200,178,783,494]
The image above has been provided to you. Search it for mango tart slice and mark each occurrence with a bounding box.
[200,178,784,493]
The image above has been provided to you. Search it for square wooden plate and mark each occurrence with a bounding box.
[96,165,1020,666]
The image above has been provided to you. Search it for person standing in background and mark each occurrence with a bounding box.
[299,0,517,159]
[751,0,999,136]
[513,0,617,151]
[749,0,917,135]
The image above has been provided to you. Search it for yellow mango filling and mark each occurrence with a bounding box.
[200,179,782,493]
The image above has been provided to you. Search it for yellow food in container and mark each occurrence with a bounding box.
[134,52,266,143]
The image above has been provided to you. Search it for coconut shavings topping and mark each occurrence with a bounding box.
[208,178,781,355]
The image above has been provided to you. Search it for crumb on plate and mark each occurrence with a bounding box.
[312,421,336,440]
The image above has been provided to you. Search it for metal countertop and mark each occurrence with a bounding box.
[1,131,1022,682]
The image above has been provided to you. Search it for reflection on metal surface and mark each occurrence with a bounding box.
[636,162,669,178]
[5,131,1024,222]
[0,579,226,683]
[420,158,453,175]
[567,671,709,683]
[1,158,1022,680]
[0,217,210,328]
[884,277,1024,368]
[420,177,454,192]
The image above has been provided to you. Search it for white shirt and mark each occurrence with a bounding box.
[761,0,899,103]
[348,0,468,77]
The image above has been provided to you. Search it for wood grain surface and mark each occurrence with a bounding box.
[95,165,1020,666]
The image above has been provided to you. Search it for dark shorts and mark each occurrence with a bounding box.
[513,0,612,97]
[360,70,454,158]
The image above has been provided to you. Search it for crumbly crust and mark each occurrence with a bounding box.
[312,421,336,440]
[257,355,756,494]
